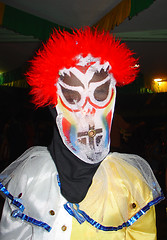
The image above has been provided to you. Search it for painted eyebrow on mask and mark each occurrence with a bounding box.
[89,68,109,84]
[59,72,84,88]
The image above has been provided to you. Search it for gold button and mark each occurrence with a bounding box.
[49,210,55,215]
[61,225,67,231]
[131,203,136,209]
[88,129,96,138]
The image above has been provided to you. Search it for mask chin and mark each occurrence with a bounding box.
[76,142,110,164]
[55,106,112,164]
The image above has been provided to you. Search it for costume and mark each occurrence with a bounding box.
[0,146,162,240]
[0,27,164,239]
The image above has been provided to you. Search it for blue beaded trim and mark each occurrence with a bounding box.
[0,182,25,212]
[57,175,61,187]
[11,209,51,232]
[64,202,85,224]
[64,193,164,231]
[0,181,51,232]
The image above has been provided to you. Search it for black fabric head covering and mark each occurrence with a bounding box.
[48,107,101,203]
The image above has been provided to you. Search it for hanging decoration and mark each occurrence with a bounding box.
[0,0,155,88]
[93,0,155,31]
[0,67,28,88]
[0,2,71,41]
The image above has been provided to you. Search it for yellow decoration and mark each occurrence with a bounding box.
[2,79,28,88]
[93,0,131,31]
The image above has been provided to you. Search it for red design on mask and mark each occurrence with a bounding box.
[106,110,112,133]
[62,118,71,143]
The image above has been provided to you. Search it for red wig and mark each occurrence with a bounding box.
[26,27,139,107]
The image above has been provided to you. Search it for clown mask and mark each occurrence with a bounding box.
[55,55,116,164]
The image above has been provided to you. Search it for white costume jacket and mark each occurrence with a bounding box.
[0,146,163,240]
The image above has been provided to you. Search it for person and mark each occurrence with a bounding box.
[0,27,164,240]
[110,108,130,152]
[110,105,146,154]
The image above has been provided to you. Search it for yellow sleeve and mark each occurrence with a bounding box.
[126,206,157,240]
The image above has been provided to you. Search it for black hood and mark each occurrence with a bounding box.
[48,107,101,203]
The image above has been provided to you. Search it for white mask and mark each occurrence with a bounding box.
[55,55,116,164]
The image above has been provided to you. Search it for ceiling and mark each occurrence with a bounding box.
[0,0,167,83]
[0,0,166,31]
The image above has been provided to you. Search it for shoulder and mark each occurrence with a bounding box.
[1,146,57,186]
[16,146,57,177]
[102,152,155,178]
[22,146,55,169]
[100,152,162,200]
[4,146,59,206]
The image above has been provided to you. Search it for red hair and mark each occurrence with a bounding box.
[26,27,139,107]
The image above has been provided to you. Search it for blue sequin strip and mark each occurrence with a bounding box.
[11,210,51,232]
[64,193,165,231]
[0,181,52,232]
[57,175,61,187]
[0,182,25,212]
[64,202,85,224]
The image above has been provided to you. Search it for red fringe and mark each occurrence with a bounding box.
[26,27,139,107]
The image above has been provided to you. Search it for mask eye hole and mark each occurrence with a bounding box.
[89,68,109,84]
[94,81,110,101]
[60,72,84,87]
[61,86,81,104]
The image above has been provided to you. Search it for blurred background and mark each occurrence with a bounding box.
[0,0,166,238]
